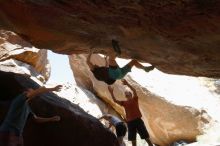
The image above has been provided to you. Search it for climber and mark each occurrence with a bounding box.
[108,79,154,146]
[99,114,127,146]
[87,39,155,85]
[0,85,62,146]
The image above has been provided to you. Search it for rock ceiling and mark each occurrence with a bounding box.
[0,0,220,77]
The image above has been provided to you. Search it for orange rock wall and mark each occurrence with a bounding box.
[0,30,50,81]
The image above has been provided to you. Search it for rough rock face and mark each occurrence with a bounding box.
[0,0,220,77]
[0,63,119,146]
[0,30,50,81]
[69,54,212,146]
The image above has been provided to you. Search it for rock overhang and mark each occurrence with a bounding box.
[0,0,220,77]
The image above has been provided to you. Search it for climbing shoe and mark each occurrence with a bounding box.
[144,65,155,72]
[112,39,121,56]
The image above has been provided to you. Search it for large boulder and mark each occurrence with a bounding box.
[0,61,119,146]
[0,0,220,77]
[69,54,213,146]
[0,30,50,81]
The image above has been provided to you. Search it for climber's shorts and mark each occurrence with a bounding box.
[115,122,127,137]
[0,132,23,146]
[108,65,131,80]
[127,118,149,141]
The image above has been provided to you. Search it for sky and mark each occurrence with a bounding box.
[47,50,75,84]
